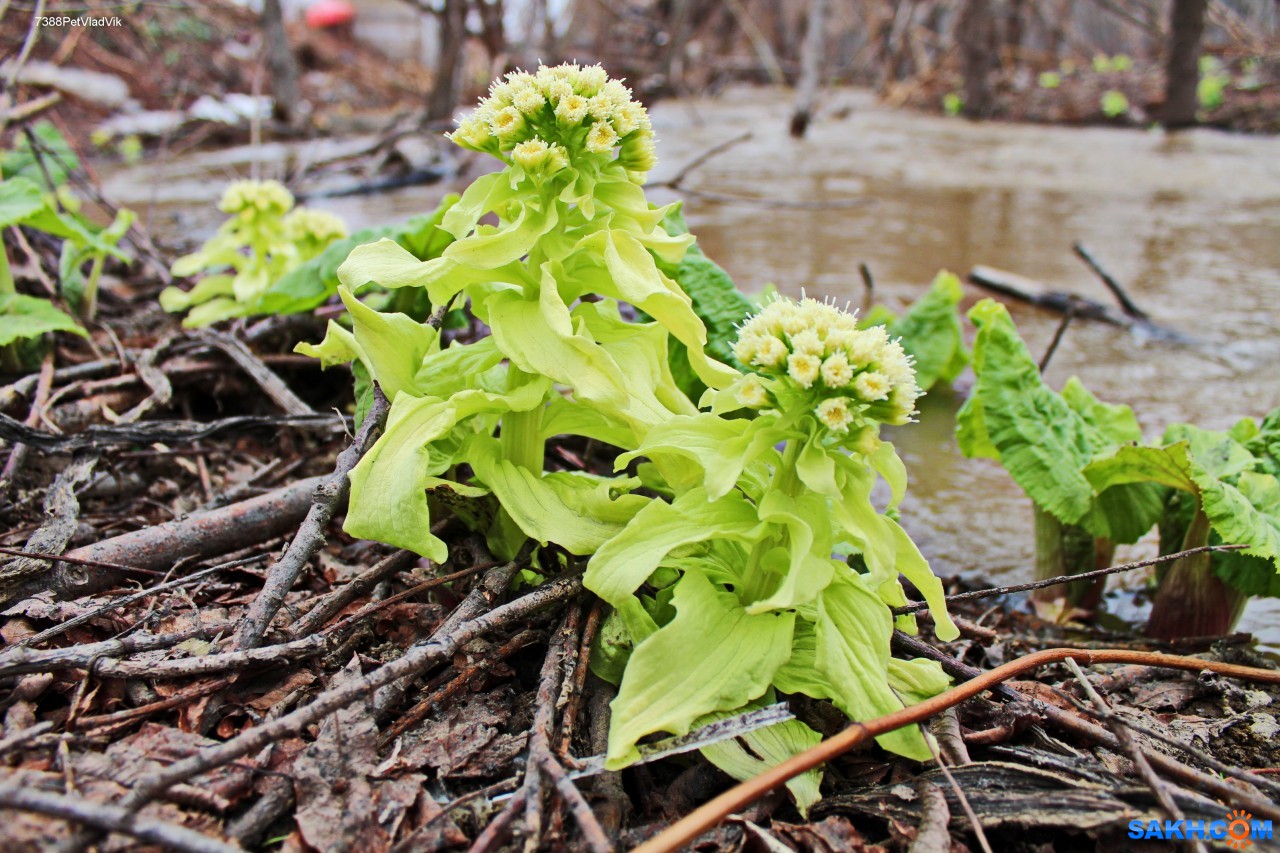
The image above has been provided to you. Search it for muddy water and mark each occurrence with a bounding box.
[648,88,1280,642]
[107,87,1280,641]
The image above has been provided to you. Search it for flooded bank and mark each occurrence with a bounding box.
[104,87,1280,641]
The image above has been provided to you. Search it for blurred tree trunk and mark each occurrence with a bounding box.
[262,0,300,126]
[428,0,468,125]
[660,0,696,89]
[789,0,828,137]
[1163,0,1206,128]
[957,0,995,118]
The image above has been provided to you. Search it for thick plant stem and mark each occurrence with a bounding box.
[500,369,544,472]
[1031,505,1103,608]
[1147,508,1246,639]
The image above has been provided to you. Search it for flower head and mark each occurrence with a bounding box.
[282,208,347,245]
[220,179,294,217]
[448,63,658,180]
[733,295,921,430]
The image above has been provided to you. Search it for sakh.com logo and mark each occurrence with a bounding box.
[1128,810,1273,846]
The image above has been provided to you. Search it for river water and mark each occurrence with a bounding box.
[105,87,1280,642]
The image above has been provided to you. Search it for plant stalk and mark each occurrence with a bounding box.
[1146,507,1247,639]
[1032,505,1104,608]
[500,369,544,472]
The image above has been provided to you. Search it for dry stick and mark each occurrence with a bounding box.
[1062,658,1209,853]
[1073,242,1149,321]
[318,562,502,640]
[1,0,45,102]
[922,724,992,853]
[472,608,610,853]
[1069,697,1280,800]
[0,620,235,677]
[1037,301,1075,374]
[379,628,544,748]
[100,576,582,827]
[908,781,951,853]
[649,132,752,191]
[372,542,532,719]
[194,330,314,416]
[558,600,603,759]
[858,262,875,318]
[0,351,55,492]
[0,410,347,453]
[0,780,240,853]
[1038,700,1280,825]
[893,632,1280,819]
[11,554,265,648]
[0,721,54,757]
[76,677,233,732]
[633,647,1280,853]
[287,548,416,638]
[233,386,390,651]
[891,545,1244,616]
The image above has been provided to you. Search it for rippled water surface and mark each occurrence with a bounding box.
[107,87,1280,641]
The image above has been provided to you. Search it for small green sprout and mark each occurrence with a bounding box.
[1038,71,1062,89]
[161,179,348,326]
[1100,90,1130,118]
[943,92,963,116]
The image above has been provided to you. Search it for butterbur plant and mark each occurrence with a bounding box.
[300,64,958,811]
[161,179,348,326]
[584,296,958,800]
[960,299,1280,637]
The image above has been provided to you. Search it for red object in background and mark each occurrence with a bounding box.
[306,0,356,29]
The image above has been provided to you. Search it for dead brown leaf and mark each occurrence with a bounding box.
[293,655,388,853]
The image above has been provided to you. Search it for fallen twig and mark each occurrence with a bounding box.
[287,547,416,638]
[233,387,389,650]
[65,574,582,851]
[635,646,1280,852]
[0,776,239,853]
[0,620,234,676]
[1072,242,1150,321]
[0,477,324,606]
[0,410,348,452]
[1063,657,1207,853]
[472,607,610,853]
[892,545,1245,615]
[195,330,314,416]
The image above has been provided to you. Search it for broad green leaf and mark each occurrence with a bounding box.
[295,320,361,368]
[470,444,648,555]
[654,206,756,397]
[2,122,78,186]
[260,196,458,314]
[1061,377,1142,445]
[1087,442,1280,570]
[0,294,87,345]
[887,657,952,705]
[962,300,1096,524]
[887,518,959,641]
[585,488,767,608]
[0,176,48,227]
[747,490,835,613]
[880,270,970,391]
[338,287,439,401]
[700,716,823,817]
[606,569,795,767]
[345,381,548,561]
[539,397,635,449]
[816,575,933,760]
[443,197,556,269]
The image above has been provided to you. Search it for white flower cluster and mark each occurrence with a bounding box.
[447,63,657,179]
[283,208,347,245]
[732,297,920,429]
[219,179,294,217]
